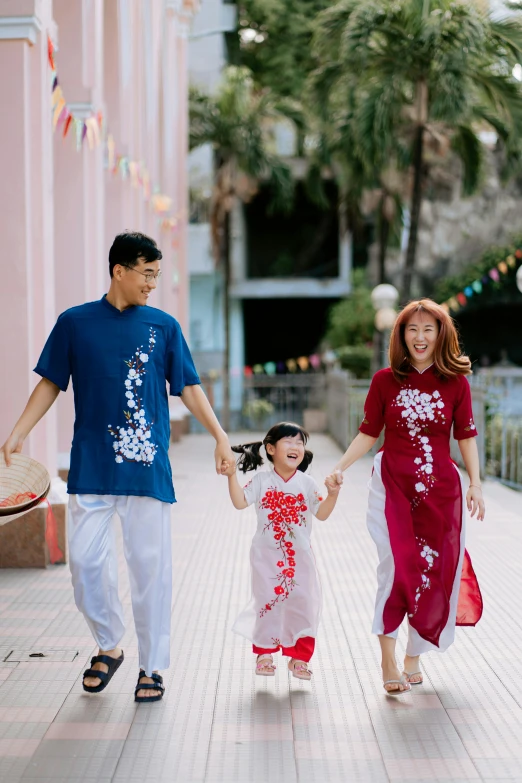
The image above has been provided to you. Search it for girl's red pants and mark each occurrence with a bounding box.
[252,636,315,663]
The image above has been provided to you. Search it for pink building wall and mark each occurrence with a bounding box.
[0,0,199,475]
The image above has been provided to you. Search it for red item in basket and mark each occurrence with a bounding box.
[0,491,37,508]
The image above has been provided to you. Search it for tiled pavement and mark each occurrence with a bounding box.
[0,433,521,783]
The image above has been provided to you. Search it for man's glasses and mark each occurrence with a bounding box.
[122,265,162,284]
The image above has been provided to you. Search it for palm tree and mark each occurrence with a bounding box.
[189,66,294,430]
[307,64,405,285]
[312,0,522,300]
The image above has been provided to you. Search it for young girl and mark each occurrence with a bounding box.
[332,299,484,695]
[222,422,341,680]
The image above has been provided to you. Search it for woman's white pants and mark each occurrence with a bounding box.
[68,494,172,676]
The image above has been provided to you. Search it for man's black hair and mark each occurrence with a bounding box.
[109,232,163,277]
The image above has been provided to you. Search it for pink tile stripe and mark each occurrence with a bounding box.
[462,739,522,759]
[385,758,480,780]
[0,608,60,619]
[0,738,41,757]
[0,706,59,722]
[36,636,95,647]
[295,740,382,760]
[292,707,374,727]
[408,695,444,709]
[447,708,522,725]
[44,722,131,740]
[211,723,293,742]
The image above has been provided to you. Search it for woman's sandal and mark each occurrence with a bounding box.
[288,658,312,680]
[134,670,165,703]
[402,670,423,685]
[383,675,411,696]
[256,654,276,676]
[82,651,124,694]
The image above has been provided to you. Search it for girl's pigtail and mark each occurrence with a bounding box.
[232,442,264,473]
[298,449,314,472]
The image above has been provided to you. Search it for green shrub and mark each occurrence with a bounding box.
[325,269,375,349]
[243,398,275,427]
[335,345,373,379]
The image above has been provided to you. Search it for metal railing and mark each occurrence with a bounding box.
[240,368,521,491]
[470,374,522,490]
[242,374,327,429]
[484,415,522,489]
[326,371,383,455]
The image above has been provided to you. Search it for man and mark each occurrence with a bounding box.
[1,232,234,702]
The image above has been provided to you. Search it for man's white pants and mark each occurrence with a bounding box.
[68,494,172,676]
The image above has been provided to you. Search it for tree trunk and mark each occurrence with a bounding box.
[402,124,424,302]
[378,198,390,285]
[221,209,231,432]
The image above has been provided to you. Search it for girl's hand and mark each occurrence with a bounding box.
[221,460,237,478]
[467,485,485,521]
[325,474,342,496]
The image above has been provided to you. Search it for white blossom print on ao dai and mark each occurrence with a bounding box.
[108,328,158,466]
[232,469,325,648]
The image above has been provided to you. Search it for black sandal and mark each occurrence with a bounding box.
[82,651,124,693]
[134,670,165,703]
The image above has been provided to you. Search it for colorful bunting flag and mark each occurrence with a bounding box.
[46,34,184,229]
[48,35,102,150]
[443,248,522,313]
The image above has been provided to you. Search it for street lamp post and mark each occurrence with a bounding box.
[371,284,399,370]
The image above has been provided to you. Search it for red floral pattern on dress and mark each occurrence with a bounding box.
[258,487,321,617]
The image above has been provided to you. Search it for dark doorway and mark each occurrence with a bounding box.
[244,182,339,279]
[242,298,336,366]
[456,301,522,367]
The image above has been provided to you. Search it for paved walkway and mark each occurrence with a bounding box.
[0,433,521,782]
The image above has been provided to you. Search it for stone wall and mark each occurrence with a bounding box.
[369,149,522,295]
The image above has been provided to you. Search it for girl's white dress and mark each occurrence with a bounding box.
[232,468,324,648]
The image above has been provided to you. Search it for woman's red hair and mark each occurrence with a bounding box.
[388,299,471,383]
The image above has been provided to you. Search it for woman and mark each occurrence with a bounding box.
[334,299,484,695]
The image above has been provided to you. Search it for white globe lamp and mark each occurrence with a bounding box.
[371,284,399,313]
[375,306,398,332]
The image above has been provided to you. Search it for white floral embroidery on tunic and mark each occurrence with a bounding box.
[408,537,440,618]
[394,386,446,506]
[108,328,158,467]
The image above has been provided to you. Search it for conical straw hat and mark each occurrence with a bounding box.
[0,453,50,518]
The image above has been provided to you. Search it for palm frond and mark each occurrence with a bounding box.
[488,17,522,61]
[265,158,295,214]
[451,125,483,195]
[304,159,331,210]
[311,0,358,60]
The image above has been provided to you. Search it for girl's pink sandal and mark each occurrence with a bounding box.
[288,658,312,680]
[256,654,276,676]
